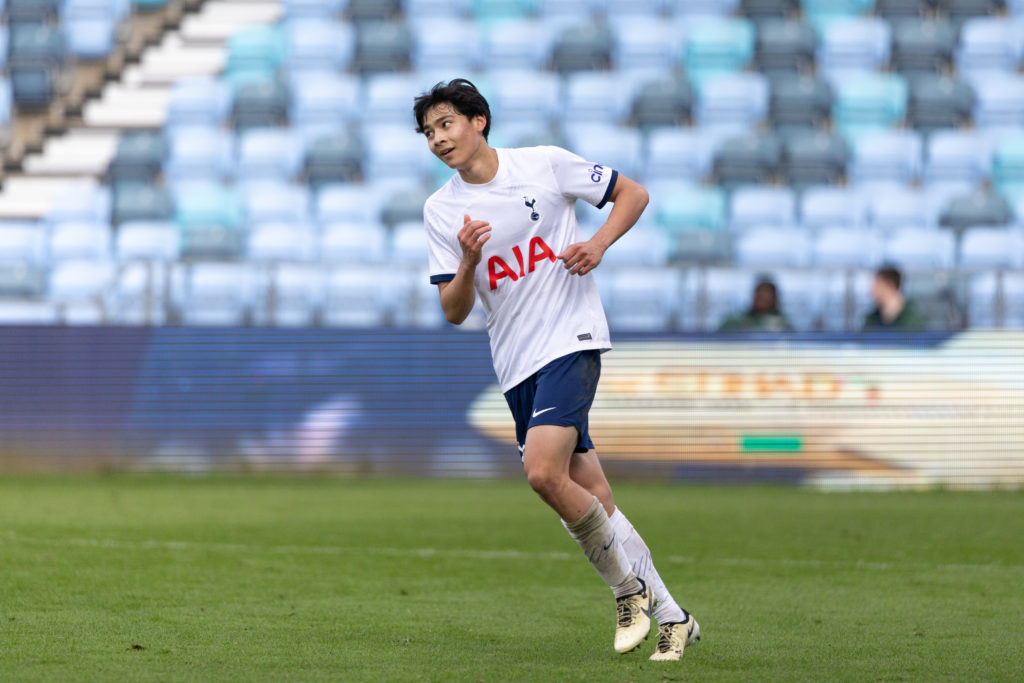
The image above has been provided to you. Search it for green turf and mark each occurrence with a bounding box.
[0,476,1021,682]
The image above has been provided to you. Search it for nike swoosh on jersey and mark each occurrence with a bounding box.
[531,406,557,418]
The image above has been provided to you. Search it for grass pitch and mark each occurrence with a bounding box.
[0,476,1021,682]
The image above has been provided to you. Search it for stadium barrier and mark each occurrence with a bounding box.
[1,327,1021,488]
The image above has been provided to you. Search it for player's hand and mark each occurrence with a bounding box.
[558,239,605,276]
[457,214,491,267]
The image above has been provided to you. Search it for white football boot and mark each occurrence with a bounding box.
[649,612,701,661]
[613,578,653,653]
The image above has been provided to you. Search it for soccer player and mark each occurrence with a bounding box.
[413,79,700,660]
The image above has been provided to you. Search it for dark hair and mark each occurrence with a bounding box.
[875,265,902,291]
[413,78,491,140]
[750,278,780,315]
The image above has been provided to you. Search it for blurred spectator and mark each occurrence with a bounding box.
[718,277,794,332]
[863,265,927,330]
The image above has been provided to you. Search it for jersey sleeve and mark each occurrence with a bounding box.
[543,145,619,209]
[423,201,461,285]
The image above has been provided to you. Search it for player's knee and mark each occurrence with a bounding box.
[524,462,567,499]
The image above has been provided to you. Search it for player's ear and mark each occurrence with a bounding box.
[472,114,487,136]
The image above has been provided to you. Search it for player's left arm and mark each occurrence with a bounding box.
[557,174,649,276]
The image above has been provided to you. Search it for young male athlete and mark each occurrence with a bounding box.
[413,79,700,660]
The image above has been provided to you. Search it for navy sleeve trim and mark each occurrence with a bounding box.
[595,169,618,209]
[430,273,456,284]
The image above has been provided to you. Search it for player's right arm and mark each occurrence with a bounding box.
[437,214,491,325]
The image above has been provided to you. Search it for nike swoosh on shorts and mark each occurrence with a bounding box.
[531,406,557,418]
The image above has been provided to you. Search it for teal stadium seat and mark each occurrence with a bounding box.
[992,136,1024,205]
[682,17,754,86]
[832,73,908,141]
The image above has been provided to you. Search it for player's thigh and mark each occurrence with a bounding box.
[522,424,578,481]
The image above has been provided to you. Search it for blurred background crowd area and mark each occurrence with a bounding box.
[1,0,1023,332]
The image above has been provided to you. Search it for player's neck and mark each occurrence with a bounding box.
[457,144,499,185]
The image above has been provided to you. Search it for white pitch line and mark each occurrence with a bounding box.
[2,533,1022,573]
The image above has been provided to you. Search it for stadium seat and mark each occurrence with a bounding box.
[875,0,938,18]
[682,16,755,85]
[800,185,865,229]
[235,129,305,182]
[832,73,908,140]
[284,0,347,19]
[288,71,360,135]
[304,132,364,189]
[317,183,387,224]
[817,17,891,78]
[412,18,484,72]
[801,0,873,32]
[7,23,63,63]
[564,124,643,179]
[164,126,234,182]
[49,221,112,261]
[849,130,923,185]
[652,183,728,235]
[604,266,682,331]
[866,186,929,228]
[174,184,246,260]
[956,18,1022,83]
[687,267,758,332]
[224,26,286,85]
[959,226,1024,269]
[992,136,1024,202]
[938,189,1014,232]
[0,300,59,324]
[320,222,389,264]
[488,71,560,129]
[889,18,956,77]
[740,0,800,20]
[923,130,992,185]
[973,75,1024,133]
[166,79,231,129]
[362,124,435,184]
[323,264,397,327]
[550,23,613,72]
[943,0,1010,28]
[45,185,112,225]
[263,263,326,326]
[48,259,117,324]
[405,0,468,19]
[883,226,956,268]
[728,185,796,230]
[599,224,671,268]
[712,133,782,188]
[969,271,1024,328]
[242,182,312,224]
[644,127,722,183]
[111,184,174,226]
[613,16,684,72]
[5,0,61,23]
[347,0,401,22]
[735,226,812,268]
[768,75,833,131]
[482,19,556,70]
[380,186,432,227]
[285,19,355,72]
[564,71,634,124]
[780,129,848,187]
[116,221,182,261]
[0,221,47,264]
[363,73,428,125]
[231,79,289,130]
[63,0,119,59]
[107,131,167,183]
[773,269,829,331]
[629,76,693,129]
[248,222,319,262]
[694,72,769,132]
[813,226,882,268]
[389,221,430,267]
[111,262,171,325]
[352,21,412,73]
[906,75,975,133]
[754,19,817,76]
[176,262,258,326]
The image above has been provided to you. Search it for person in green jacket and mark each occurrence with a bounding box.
[718,277,794,332]
[863,265,928,330]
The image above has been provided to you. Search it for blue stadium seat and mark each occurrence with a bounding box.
[320,221,389,264]
[599,224,671,267]
[604,266,683,331]
[564,71,634,124]
[690,267,757,331]
[243,182,312,224]
[800,185,864,228]
[959,226,1024,268]
[973,74,1024,133]
[166,78,231,128]
[323,265,397,327]
[924,129,992,185]
[883,226,956,268]
[735,226,812,267]
[482,19,557,70]
[773,269,829,331]
[693,72,769,132]
[728,185,796,230]
[682,16,755,85]
[317,183,388,224]
[849,129,923,185]
[264,263,326,327]
[164,126,234,182]
[177,262,258,326]
[116,221,181,262]
[285,19,355,72]
[969,272,1024,328]
[0,221,47,264]
[362,124,435,184]
[248,221,319,262]
[364,73,427,125]
[564,123,643,179]
[353,20,413,73]
[390,221,430,266]
[49,221,112,261]
[412,18,484,72]
[813,226,882,268]
[111,183,174,226]
[62,0,119,59]
[613,15,685,71]
[405,0,471,19]
[956,18,1023,82]
[283,0,346,18]
[288,71,360,134]
[48,259,117,324]
[668,0,740,14]
[111,262,171,325]
[817,16,891,78]
[889,17,956,77]
[46,184,111,225]
[865,186,930,228]
[488,71,560,129]
[644,127,720,183]
[235,128,305,182]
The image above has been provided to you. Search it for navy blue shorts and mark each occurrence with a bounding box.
[503,350,601,459]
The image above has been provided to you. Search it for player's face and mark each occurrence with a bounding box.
[420,103,487,169]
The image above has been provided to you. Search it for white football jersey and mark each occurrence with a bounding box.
[424,146,616,392]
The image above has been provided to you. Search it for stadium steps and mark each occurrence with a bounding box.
[0,0,281,219]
